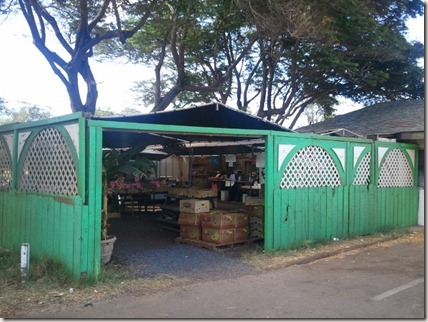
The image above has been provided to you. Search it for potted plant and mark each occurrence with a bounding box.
[101,145,156,264]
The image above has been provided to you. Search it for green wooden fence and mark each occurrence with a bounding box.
[265,133,419,251]
[0,114,99,280]
[0,114,419,279]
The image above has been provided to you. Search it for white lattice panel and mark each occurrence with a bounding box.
[353,153,371,186]
[280,146,341,189]
[378,148,413,188]
[19,128,78,195]
[0,137,12,190]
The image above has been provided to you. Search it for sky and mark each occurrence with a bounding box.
[0,11,425,127]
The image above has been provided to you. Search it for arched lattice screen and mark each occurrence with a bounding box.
[19,128,78,195]
[0,137,12,191]
[280,146,341,189]
[353,153,371,186]
[378,148,413,188]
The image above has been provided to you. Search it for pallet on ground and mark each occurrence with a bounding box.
[175,236,254,251]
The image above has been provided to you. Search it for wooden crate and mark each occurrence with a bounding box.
[179,199,210,213]
[169,188,217,198]
[175,237,252,251]
[245,196,264,206]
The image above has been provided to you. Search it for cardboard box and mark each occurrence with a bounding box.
[169,188,217,198]
[234,227,249,242]
[246,205,264,218]
[202,211,234,229]
[202,228,234,244]
[202,211,248,229]
[179,199,210,213]
[180,225,202,240]
[230,212,249,228]
[178,212,211,225]
[245,196,264,206]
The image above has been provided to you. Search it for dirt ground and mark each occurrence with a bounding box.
[2,209,424,318]
[30,233,425,319]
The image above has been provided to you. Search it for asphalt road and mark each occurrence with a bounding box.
[30,236,424,319]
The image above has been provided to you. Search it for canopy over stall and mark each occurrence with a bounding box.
[92,103,292,156]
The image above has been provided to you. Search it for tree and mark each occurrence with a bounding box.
[3,0,423,127]
[0,100,52,124]
[303,104,332,126]
[100,0,257,111]
[122,0,424,128]
[4,0,155,115]
[234,0,424,128]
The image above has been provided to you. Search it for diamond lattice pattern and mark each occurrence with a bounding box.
[353,153,371,186]
[0,137,12,190]
[280,146,341,189]
[19,128,78,195]
[378,148,413,188]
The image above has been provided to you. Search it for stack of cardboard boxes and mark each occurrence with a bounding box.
[247,205,264,239]
[178,199,211,240]
[245,196,264,240]
[201,210,249,244]
[178,199,249,244]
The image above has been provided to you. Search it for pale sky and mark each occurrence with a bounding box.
[0,11,425,126]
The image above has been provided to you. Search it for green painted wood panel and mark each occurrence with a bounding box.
[0,114,420,278]
[0,192,85,279]
[268,134,419,252]
[264,135,275,251]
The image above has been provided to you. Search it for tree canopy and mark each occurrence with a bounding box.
[104,0,424,128]
[2,0,155,115]
[0,98,52,124]
[2,0,424,127]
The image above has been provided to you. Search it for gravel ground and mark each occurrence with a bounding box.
[108,212,261,281]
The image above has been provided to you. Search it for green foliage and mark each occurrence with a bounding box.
[117,0,424,127]
[102,145,156,181]
[101,145,156,239]
[94,108,118,117]
[0,102,52,125]
[13,0,424,127]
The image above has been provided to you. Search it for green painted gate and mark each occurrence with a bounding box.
[266,133,419,251]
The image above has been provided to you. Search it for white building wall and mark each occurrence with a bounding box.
[418,188,424,226]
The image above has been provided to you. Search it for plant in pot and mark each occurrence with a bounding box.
[101,145,156,264]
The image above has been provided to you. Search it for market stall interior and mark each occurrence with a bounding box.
[95,103,291,251]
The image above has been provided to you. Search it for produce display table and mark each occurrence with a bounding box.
[108,187,169,215]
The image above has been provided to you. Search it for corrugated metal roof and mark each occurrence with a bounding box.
[296,100,424,137]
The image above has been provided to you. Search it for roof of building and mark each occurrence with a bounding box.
[296,100,424,137]
[94,102,290,132]
[92,102,291,154]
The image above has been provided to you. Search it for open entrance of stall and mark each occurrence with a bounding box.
[102,127,268,257]
[94,103,290,258]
